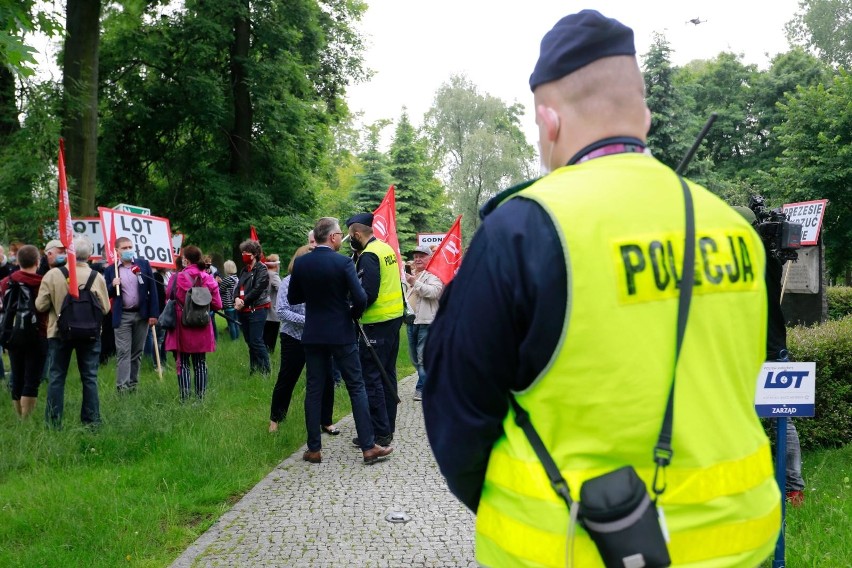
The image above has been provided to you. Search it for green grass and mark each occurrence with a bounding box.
[1,328,849,567]
[770,444,852,567]
[0,323,414,567]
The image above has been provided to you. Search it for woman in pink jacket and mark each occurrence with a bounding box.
[165,245,223,401]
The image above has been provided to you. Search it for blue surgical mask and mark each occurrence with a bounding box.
[120,250,135,262]
[54,255,67,266]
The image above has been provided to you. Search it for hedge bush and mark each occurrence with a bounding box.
[782,315,852,450]
[826,286,852,320]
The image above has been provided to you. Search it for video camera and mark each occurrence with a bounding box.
[748,194,803,263]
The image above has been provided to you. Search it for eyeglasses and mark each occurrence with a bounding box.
[331,232,344,238]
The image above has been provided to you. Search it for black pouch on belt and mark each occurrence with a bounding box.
[579,466,671,568]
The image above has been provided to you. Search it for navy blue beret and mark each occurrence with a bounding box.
[529,10,635,91]
[346,212,374,227]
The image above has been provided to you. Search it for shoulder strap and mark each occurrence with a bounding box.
[83,269,98,292]
[509,397,573,507]
[651,175,694,499]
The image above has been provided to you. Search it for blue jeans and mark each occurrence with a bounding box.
[407,323,429,391]
[304,343,374,452]
[239,308,270,374]
[45,337,101,427]
[786,420,805,492]
[224,308,240,340]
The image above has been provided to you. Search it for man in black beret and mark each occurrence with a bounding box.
[424,9,779,567]
[346,212,403,448]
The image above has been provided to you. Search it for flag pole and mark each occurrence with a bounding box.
[152,324,163,380]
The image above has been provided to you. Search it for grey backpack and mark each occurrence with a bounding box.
[181,275,212,328]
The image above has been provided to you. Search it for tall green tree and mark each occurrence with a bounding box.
[747,48,831,188]
[786,0,852,68]
[0,81,62,243]
[97,0,368,258]
[642,32,696,169]
[774,70,852,278]
[423,74,535,241]
[62,0,101,215]
[350,120,392,211]
[388,109,445,248]
[0,1,62,77]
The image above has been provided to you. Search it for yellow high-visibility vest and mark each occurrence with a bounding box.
[476,153,780,567]
[360,238,403,324]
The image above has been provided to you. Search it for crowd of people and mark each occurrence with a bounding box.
[0,220,441,461]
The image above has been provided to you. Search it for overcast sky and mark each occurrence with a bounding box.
[346,0,803,145]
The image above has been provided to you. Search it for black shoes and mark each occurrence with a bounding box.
[352,434,393,447]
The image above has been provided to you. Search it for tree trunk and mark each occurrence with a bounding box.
[0,65,19,140]
[62,0,101,216]
[229,4,252,179]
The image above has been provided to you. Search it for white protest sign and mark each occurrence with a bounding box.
[417,232,446,250]
[172,233,184,257]
[98,207,175,269]
[754,361,816,418]
[43,218,106,260]
[782,200,827,246]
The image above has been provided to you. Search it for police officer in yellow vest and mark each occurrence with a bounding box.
[423,10,780,568]
[347,213,404,446]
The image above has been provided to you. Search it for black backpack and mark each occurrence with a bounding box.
[57,267,103,341]
[0,280,39,348]
[181,274,212,328]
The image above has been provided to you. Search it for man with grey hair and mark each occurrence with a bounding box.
[35,236,110,428]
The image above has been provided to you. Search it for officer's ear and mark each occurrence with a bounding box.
[536,105,560,142]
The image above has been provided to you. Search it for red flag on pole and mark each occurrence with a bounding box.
[371,185,403,278]
[425,215,463,285]
[58,139,79,297]
[249,225,266,262]
[102,210,118,263]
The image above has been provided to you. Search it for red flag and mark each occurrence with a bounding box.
[249,225,266,262]
[371,185,403,278]
[425,215,463,285]
[58,139,78,297]
[102,210,118,263]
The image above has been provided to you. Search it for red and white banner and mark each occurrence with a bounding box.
[372,185,403,278]
[782,199,828,246]
[58,139,78,297]
[425,215,463,285]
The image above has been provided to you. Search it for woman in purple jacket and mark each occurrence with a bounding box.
[165,245,223,401]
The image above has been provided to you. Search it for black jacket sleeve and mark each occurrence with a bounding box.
[422,197,567,511]
[356,246,381,308]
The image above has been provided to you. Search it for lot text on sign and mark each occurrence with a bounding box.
[754,361,816,417]
[782,199,827,246]
[98,207,175,269]
[45,218,107,260]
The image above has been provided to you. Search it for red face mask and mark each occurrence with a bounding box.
[242,253,254,264]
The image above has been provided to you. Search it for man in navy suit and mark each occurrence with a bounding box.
[105,236,160,393]
[288,217,393,465]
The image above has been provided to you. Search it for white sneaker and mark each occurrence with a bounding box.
[413,390,423,401]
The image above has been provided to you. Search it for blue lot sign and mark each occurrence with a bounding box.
[754,360,815,568]
[754,361,816,418]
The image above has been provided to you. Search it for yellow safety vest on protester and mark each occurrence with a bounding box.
[475,153,780,567]
[360,238,404,324]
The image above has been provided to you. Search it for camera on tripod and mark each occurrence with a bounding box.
[748,195,803,263]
